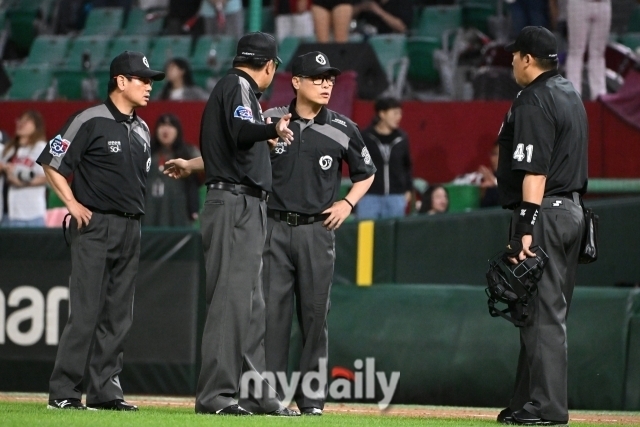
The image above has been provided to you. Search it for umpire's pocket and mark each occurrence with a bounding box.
[204,199,224,206]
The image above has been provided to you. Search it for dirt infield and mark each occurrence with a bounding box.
[2,392,640,425]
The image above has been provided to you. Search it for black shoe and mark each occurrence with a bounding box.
[497,407,513,424]
[511,408,567,426]
[215,404,252,415]
[87,399,138,411]
[300,407,323,416]
[267,407,300,416]
[47,398,88,410]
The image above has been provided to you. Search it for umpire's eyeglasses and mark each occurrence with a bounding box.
[299,75,336,86]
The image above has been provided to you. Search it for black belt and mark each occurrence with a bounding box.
[208,182,269,201]
[267,209,329,226]
[506,192,581,210]
[88,207,141,220]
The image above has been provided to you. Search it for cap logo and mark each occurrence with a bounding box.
[142,56,149,68]
[316,54,326,65]
[242,52,255,56]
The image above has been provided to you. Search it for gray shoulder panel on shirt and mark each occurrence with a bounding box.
[263,106,289,118]
[310,123,350,150]
[51,104,114,170]
[238,76,254,109]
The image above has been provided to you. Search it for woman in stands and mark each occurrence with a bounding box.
[156,58,209,101]
[419,184,449,215]
[144,114,201,227]
[312,0,352,42]
[0,110,48,227]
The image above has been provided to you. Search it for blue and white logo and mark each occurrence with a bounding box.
[234,105,254,122]
[49,134,70,157]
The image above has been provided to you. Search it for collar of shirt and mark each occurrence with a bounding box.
[527,69,560,88]
[287,98,329,125]
[227,68,263,99]
[105,96,137,123]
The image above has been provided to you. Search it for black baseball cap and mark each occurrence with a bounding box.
[234,32,282,63]
[291,51,341,77]
[110,51,165,80]
[505,26,558,59]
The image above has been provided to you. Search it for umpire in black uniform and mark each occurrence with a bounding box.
[38,51,165,411]
[164,32,298,416]
[262,51,376,415]
[495,27,588,425]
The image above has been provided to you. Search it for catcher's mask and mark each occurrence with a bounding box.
[485,245,549,327]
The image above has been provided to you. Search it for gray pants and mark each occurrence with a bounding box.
[49,213,140,403]
[195,189,281,414]
[508,194,585,422]
[263,217,336,410]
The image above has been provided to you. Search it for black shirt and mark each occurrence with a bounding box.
[496,70,588,208]
[358,0,413,34]
[263,100,377,215]
[37,97,151,215]
[362,126,412,195]
[200,68,278,192]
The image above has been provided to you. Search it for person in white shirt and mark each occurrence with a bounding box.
[0,110,48,227]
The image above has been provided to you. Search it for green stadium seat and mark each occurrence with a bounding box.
[56,36,110,100]
[82,7,124,36]
[462,3,496,34]
[191,35,236,87]
[415,5,462,40]
[24,35,71,67]
[148,36,192,70]
[62,36,110,70]
[123,8,164,36]
[619,33,640,52]
[5,66,53,100]
[443,183,480,212]
[369,34,409,97]
[628,5,640,33]
[278,35,316,68]
[406,36,441,83]
[105,35,152,66]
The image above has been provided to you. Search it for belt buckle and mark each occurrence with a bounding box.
[286,212,298,226]
[123,212,136,218]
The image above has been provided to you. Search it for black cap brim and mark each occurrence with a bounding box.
[307,65,342,76]
[504,41,518,53]
[134,68,165,81]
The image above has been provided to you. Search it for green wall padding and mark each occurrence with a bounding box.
[328,285,638,409]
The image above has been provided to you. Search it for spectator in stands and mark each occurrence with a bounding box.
[418,184,449,215]
[565,0,611,99]
[199,0,245,40]
[273,0,315,42]
[352,0,413,35]
[156,58,209,100]
[165,0,202,34]
[358,97,413,219]
[479,141,500,207]
[0,111,48,227]
[509,0,550,36]
[312,0,353,42]
[144,114,201,227]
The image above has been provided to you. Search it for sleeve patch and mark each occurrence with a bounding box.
[234,105,254,122]
[49,135,70,157]
[362,147,372,165]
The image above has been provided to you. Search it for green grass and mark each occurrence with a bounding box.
[2,401,636,427]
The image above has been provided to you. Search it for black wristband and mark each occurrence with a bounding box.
[516,201,540,235]
[343,198,354,210]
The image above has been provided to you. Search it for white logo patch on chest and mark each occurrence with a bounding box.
[108,141,121,153]
[274,140,287,154]
[319,155,332,170]
[146,157,151,172]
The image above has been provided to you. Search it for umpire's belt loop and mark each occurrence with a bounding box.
[208,182,269,201]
